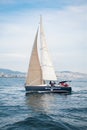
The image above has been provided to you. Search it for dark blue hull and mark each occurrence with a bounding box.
[25,85,72,93]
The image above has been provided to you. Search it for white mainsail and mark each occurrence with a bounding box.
[26,29,43,86]
[40,16,57,81]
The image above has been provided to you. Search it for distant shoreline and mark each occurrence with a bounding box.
[0,68,87,81]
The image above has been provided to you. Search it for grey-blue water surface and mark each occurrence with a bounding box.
[0,78,87,130]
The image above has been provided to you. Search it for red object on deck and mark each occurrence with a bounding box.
[60,82,69,87]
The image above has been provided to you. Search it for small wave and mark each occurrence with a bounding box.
[1,113,77,130]
[62,107,87,114]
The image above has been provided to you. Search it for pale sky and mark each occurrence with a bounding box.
[0,0,87,73]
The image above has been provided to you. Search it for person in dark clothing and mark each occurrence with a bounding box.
[49,81,55,86]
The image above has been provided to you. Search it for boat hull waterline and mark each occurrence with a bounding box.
[25,86,72,93]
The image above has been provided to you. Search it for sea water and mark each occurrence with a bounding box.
[0,78,87,130]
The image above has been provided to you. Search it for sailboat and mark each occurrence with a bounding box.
[25,16,72,93]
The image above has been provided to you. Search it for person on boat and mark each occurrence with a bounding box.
[49,81,55,86]
[64,83,69,87]
[62,82,69,87]
[59,81,69,87]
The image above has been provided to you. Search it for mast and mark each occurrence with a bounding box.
[40,15,57,81]
[26,29,43,86]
